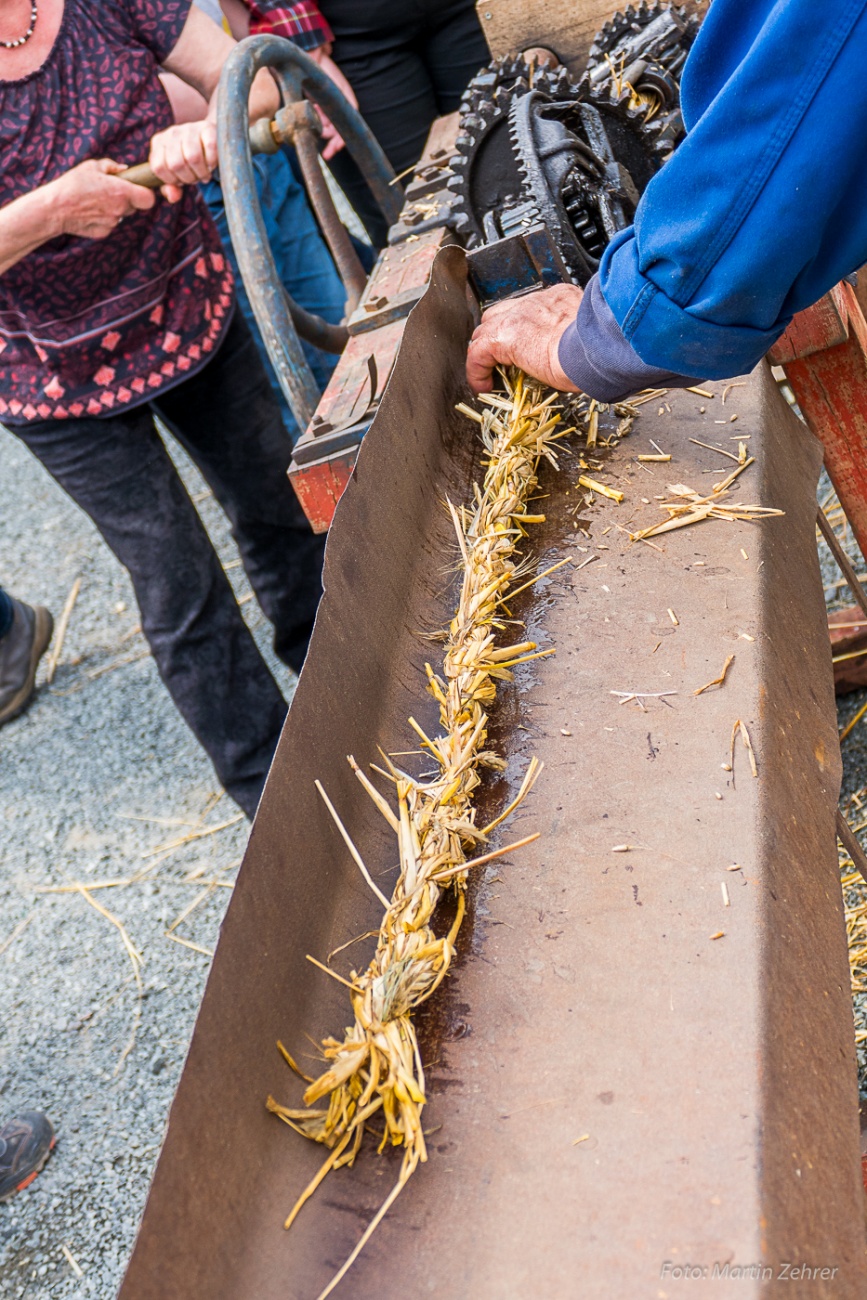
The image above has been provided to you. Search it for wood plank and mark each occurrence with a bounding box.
[476,0,706,76]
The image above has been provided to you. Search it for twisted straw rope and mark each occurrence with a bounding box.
[268,371,569,1297]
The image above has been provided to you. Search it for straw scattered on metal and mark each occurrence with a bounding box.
[269,370,569,1297]
[630,459,784,542]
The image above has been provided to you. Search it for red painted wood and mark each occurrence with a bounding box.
[776,283,867,562]
[289,455,356,534]
[288,320,407,531]
[768,283,849,365]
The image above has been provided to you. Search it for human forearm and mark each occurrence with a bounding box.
[0,162,156,276]
[162,5,278,119]
[153,2,280,196]
[246,67,281,124]
[0,188,58,277]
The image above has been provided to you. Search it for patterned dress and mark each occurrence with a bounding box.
[0,0,234,424]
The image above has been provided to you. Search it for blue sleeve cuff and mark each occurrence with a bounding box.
[599,231,789,380]
[557,273,701,403]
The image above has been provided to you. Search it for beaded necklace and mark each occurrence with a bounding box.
[1,1,38,50]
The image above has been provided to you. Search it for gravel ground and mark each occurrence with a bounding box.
[0,419,296,1298]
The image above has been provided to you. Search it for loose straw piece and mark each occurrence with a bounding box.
[315,779,391,909]
[694,654,735,696]
[315,1161,419,1300]
[729,718,758,779]
[0,912,34,958]
[611,689,677,705]
[841,698,867,743]
[141,814,243,859]
[61,1245,84,1279]
[45,576,81,685]
[164,931,213,957]
[578,474,624,503]
[76,885,143,1072]
[430,832,540,886]
[689,437,740,463]
[630,387,669,406]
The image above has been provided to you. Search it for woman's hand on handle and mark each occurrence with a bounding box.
[148,119,219,203]
[0,160,156,278]
[50,159,157,237]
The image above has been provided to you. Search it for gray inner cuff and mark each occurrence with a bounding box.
[557,273,700,403]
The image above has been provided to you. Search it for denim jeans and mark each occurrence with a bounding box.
[202,150,346,442]
[12,312,325,816]
[0,587,12,640]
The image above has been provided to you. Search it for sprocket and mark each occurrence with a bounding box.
[449,61,578,248]
[583,1,700,154]
[447,5,701,284]
[448,52,667,283]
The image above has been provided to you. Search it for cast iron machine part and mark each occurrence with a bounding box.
[447,3,697,299]
[216,37,402,428]
[583,1,700,141]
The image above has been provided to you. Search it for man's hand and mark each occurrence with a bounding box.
[149,121,219,203]
[49,160,157,238]
[466,282,584,394]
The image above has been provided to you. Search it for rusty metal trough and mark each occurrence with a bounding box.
[120,249,867,1298]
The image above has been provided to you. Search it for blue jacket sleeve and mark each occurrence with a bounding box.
[569,0,867,395]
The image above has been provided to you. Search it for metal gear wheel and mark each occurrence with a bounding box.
[447,5,700,282]
[449,59,577,248]
[583,2,700,153]
[448,49,670,282]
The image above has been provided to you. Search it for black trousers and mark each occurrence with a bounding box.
[325,0,489,246]
[11,312,325,817]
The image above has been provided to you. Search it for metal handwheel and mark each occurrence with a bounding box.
[217,37,402,429]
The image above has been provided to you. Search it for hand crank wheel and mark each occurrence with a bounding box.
[218,36,402,429]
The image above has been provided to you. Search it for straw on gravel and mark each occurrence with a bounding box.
[268,370,570,1298]
[839,842,867,1055]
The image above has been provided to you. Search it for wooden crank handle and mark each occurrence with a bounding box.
[118,161,163,189]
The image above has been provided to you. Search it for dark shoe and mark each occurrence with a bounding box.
[0,1112,56,1202]
[0,599,53,726]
